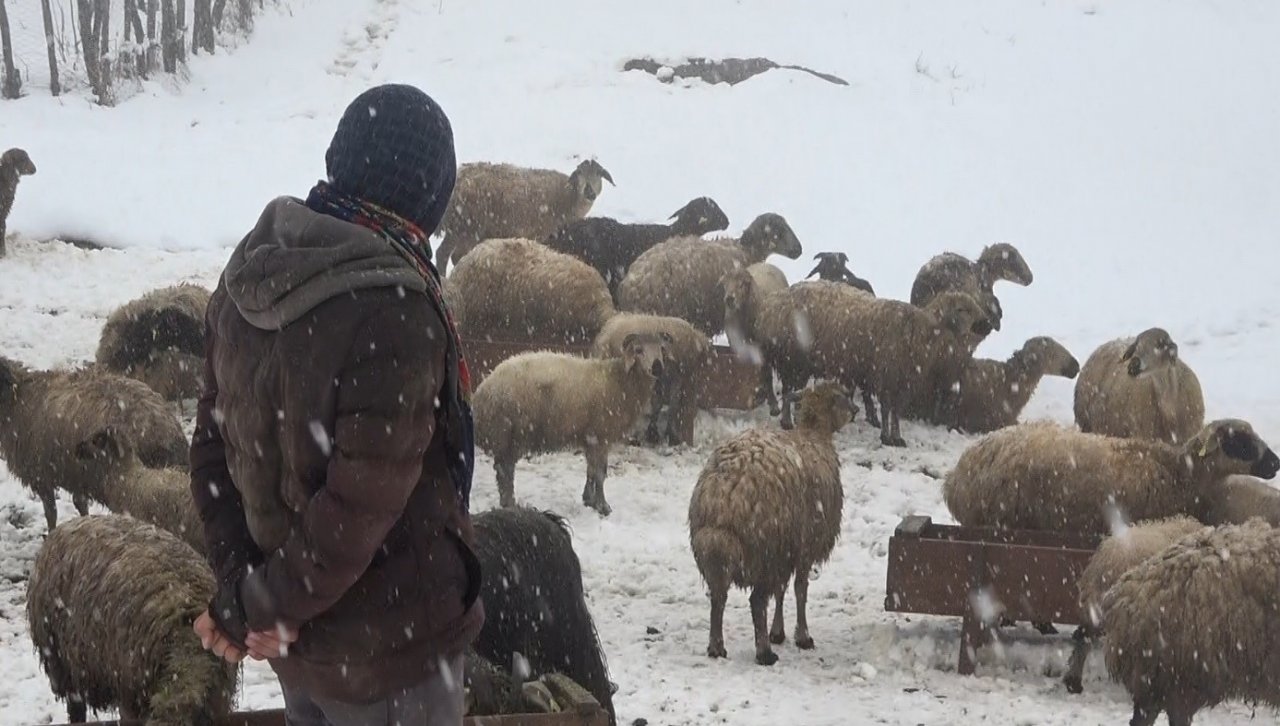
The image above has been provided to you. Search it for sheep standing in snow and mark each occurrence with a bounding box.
[944,419,1280,534]
[1062,515,1205,695]
[444,238,616,344]
[96,283,211,404]
[722,262,790,414]
[689,383,854,665]
[26,514,237,724]
[0,356,187,529]
[1201,474,1280,527]
[617,213,803,336]
[544,197,730,301]
[472,331,669,515]
[1074,327,1205,445]
[1103,519,1280,726]
[910,243,1031,351]
[592,313,710,446]
[436,159,614,275]
[0,147,36,257]
[806,251,874,295]
[905,336,1080,433]
[472,507,616,724]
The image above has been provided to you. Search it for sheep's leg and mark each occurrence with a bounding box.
[1163,701,1197,726]
[494,455,517,508]
[860,388,881,428]
[66,695,86,723]
[72,491,89,518]
[39,491,58,531]
[645,377,668,446]
[769,582,787,645]
[706,584,728,659]
[1127,697,1161,726]
[750,586,778,666]
[793,564,815,650]
[1063,626,1091,694]
[668,382,697,446]
[880,405,906,447]
[583,445,611,517]
[756,362,780,416]
[779,394,795,431]
[435,235,454,276]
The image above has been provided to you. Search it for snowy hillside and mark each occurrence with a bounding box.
[2,1,1279,724]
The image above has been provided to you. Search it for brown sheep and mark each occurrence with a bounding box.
[26,515,237,725]
[1200,474,1280,528]
[909,243,1030,350]
[722,262,790,415]
[96,283,211,403]
[689,383,854,665]
[616,213,803,336]
[444,238,616,344]
[1074,327,1205,444]
[592,313,710,446]
[0,147,36,257]
[436,160,614,275]
[0,357,187,529]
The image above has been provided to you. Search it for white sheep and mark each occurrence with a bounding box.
[1201,474,1280,527]
[722,262,790,414]
[472,332,669,516]
[944,419,1280,534]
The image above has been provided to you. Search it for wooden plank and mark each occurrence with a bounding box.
[894,515,933,537]
[43,707,608,726]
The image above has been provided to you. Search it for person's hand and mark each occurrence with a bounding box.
[245,623,300,661]
[194,610,246,664]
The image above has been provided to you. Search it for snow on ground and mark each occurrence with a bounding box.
[1,0,1279,724]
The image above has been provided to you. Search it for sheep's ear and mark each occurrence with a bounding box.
[620,333,640,351]
[1120,341,1138,362]
[659,331,675,345]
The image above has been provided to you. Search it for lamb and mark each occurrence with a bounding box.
[1062,515,1205,695]
[472,331,668,516]
[722,262,790,414]
[906,336,1080,433]
[616,212,803,336]
[909,242,1031,350]
[1103,519,1280,726]
[0,147,36,257]
[26,514,237,725]
[802,289,992,446]
[1201,474,1280,527]
[1074,327,1206,445]
[592,313,710,446]
[944,419,1280,534]
[806,251,874,295]
[96,283,211,403]
[0,356,188,529]
[689,383,854,665]
[435,159,614,276]
[444,238,617,344]
[472,507,616,724]
[543,196,730,300]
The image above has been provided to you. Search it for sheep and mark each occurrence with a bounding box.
[436,159,614,276]
[444,238,617,344]
[722,262,790,414]
[73,426,205,554]
[806,251,874,295]
[592,313,710,446]
[944,419,1280,534]
[1074,327,1206,445]
[910,243,1030,350]
[0,147,36,258]
[1103,519,1280,726]
[1062,515,1206,695]
[26,514,237,725]
[472,507,616,724]
[472,331,668,516]
[543,197,730,300]
[616,212,803,336]
[689,383,854,666]
[1201,474,1280,527]
[906,336,1080,433]
[0,356,188,530]
[96,283,211,404]
[801,289,992,446]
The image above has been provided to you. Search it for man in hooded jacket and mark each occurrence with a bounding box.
[190,83,484,725]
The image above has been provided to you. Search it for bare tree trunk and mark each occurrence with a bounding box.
[40,0,60,95]
[212,0,227,26]
[160,0,176,72]
[77,0,101,90]
[0,0,21,100]
[145,0,159,72]
[237,0,252,32]
[92,0,111,102]
[175,0,186,63]
[192,0,213,54]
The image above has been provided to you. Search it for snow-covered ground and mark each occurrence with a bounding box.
[2,1,1279,724]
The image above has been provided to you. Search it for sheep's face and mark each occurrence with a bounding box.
[1191,419,1280,480]
[670,197,730,236]
[794,383,857,431]
[721,270,754,315]
[1121,328,1178,377]
[980,243,1032,286]
[807,251,850,282]
[73,426,129,467]
[978,290,1003,332]
[570,160,614,203]
[621,332,669,379]
[1023,337,1080,378]
[928,292,991,338]
[741,213,802,261]
[0,148,35,176]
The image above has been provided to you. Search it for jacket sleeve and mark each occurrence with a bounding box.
[239,302,445,632]
[190,291,265,646]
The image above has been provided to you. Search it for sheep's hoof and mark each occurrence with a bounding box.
[769,630,786,645]
[755,650,779,666]
[795,634,815,650]
[1034,622,1059,635]
[768,403,782,417]
[585,499,612,517]
[780,418,795,431]
[707,643,727,659]
[882,436,907,448]
[1064,675,1083,695]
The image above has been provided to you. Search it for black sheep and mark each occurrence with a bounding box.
[806,251,875,295]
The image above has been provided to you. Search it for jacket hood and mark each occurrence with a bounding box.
[223,196,428,330]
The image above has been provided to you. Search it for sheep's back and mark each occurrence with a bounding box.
[592,313,710,379]
[1202,475,1280,527]
[445,239,615,344]
[910,253,980,307]
[617,238,746,335]
[445,165,574,240]
[1075,339,1206,444]
[1078,516,1204,627]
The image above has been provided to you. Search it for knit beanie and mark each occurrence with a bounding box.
[324,83,457,235]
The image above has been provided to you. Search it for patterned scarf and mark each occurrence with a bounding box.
[305,180,475,511]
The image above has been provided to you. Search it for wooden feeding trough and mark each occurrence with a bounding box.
[461,337,761,411]
[883,515,1102,675]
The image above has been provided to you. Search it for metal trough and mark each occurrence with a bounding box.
[883,515,1102,675]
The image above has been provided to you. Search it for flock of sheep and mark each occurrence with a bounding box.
[2,148,1278,726]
